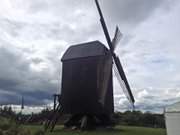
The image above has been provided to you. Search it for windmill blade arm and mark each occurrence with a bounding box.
[95,0,135,107]
[114,56,135,104]
[95,0,114,52]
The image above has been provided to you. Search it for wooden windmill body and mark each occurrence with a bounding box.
[61,41,114,115]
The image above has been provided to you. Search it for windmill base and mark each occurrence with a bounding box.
[64,114,115,130]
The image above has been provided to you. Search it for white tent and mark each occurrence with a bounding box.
[165,102,180,135]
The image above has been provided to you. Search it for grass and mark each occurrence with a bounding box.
[0,117,166,135]
[24,125,166,135]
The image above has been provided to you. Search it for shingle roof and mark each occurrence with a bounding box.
[61,40,109,61]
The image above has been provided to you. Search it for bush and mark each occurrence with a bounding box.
[18,129,32,135]
[0,129,3,135]
[0,117,12,131]
[0,123,11,131]
[0,116,33,135]
[34,130,45,135]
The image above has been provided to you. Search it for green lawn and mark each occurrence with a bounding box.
[25,125,166,135]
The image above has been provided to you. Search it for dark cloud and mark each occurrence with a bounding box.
[0,90,19,105]
[0,79,19,90]
[102,0,164,24]
[21,0,168,32]
[27,0,50,13]
[0,47,29,81]
[31,0,166,23]
[31,58,44,64]
[20,90,53,105]
[0,46,58,105]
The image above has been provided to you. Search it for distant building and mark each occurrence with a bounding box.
[165,101,180,135]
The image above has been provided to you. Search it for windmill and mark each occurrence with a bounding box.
[44,0,135,131]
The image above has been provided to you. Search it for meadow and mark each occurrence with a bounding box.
[0,116,166,135]
[25,125,166,135]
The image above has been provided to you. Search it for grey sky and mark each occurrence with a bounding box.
[0,0,180,113]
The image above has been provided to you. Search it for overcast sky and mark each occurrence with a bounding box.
[0,0,180,113]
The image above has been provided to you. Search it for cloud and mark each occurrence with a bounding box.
[0,45,58,105]
[0,0,180,113]
[119,0,180,89]
[103,0,164,24]
[114,87,180,113]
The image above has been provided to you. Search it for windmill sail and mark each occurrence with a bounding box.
[95,0,135,107]
[113,56,135,106]
[112,26,122,51]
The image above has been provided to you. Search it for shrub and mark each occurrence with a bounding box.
[34,130,45,135]
[18,129,32,135]
[0,117,12,131]
[0,129,3,135]
[0,116,33,135]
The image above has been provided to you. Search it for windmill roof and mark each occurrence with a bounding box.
[61,40,109,61]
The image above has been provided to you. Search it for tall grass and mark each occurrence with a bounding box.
[0,116,45,135]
